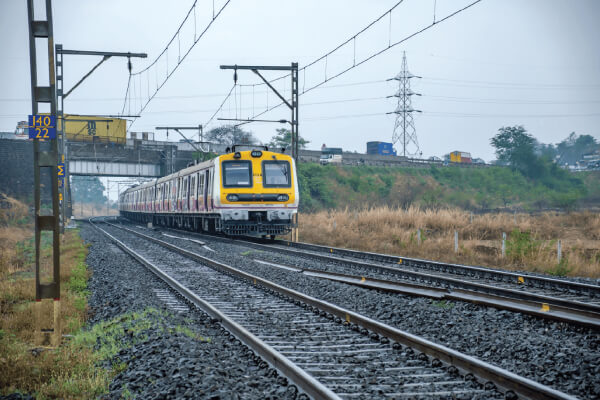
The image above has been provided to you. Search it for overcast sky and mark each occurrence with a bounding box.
[2,0,599,162]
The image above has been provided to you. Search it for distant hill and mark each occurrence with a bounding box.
[297,163,600,212]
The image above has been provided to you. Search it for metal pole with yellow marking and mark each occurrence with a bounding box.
[27,0,61,347]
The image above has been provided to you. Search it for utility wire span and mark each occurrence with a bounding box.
[122,0,233,128]
[204,84,236,127]
[301,0,483,95]
[222,0,484,127]
[301,111,600,122]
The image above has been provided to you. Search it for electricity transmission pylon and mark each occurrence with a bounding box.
[388,51,422,157]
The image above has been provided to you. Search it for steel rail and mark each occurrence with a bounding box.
[101,220,578,400]
[270,261,600,330]
[89,219,340,400]
[141,224,600,304]
[272,239,600,296]
[130,223,600,327]
[210,235,600,315]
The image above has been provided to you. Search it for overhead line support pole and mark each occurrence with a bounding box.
[155,126,204,155]
[28,0,61,347]
[62,56,110,99]
[219,63,299,243]
[55,46,147,229]
[219,63,299,163]
[252,70,292,109]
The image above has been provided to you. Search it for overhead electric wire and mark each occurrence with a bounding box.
[123,0,233,129]
[421,76,600,89]
[5,75,600,103]
[301,110,600,122]
[203,84,236,127]
[301,0,483,95]
[226,0,484,126]
[425,95,600,105]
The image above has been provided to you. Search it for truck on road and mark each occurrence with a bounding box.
[320,147,343,165]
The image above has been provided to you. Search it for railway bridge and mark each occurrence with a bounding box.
[66,139,228,178]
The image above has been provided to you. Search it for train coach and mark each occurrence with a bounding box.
[119,146,298,237]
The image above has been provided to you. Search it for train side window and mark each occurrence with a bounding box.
[199,172,204,195]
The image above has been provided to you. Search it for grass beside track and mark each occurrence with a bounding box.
[0,197,98,397]
[0,192,106,398]
[0,195,212,399]
[297,206,600,278]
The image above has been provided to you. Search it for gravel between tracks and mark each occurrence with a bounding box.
[132,225,600,399]
[80,224,298,400]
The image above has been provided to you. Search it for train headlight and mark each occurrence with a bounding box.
[251,150,262,157]
[277,194,289,202]
[227,194,239,202]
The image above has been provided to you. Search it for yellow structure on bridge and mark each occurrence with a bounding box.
[45,114,127,144]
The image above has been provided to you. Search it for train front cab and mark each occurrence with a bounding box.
[215,149,298,236]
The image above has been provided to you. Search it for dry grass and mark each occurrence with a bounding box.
[298,206,600,278]
[0,194,111,398]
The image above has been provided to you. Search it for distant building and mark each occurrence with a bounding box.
[1,129,27,140]
[579,150,600,170]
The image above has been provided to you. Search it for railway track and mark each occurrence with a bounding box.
[146,227,599,330]
[92,218,579,400]
[268,240,600,302]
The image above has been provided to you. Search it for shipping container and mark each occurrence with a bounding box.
[366,141,397,156]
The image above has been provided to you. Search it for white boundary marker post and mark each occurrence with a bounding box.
[454,230,458,253]
[557,240,562,264]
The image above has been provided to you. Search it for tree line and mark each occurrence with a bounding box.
[204,126,309,150]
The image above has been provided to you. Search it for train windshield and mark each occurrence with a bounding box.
[263,161,291,187]
[222,161,252,187]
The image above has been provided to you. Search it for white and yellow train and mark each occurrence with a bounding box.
[119,147,299,237]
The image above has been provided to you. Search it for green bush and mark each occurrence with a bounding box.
[506,229,540,263]
[295,162,596,213]
[549,258,571,277]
